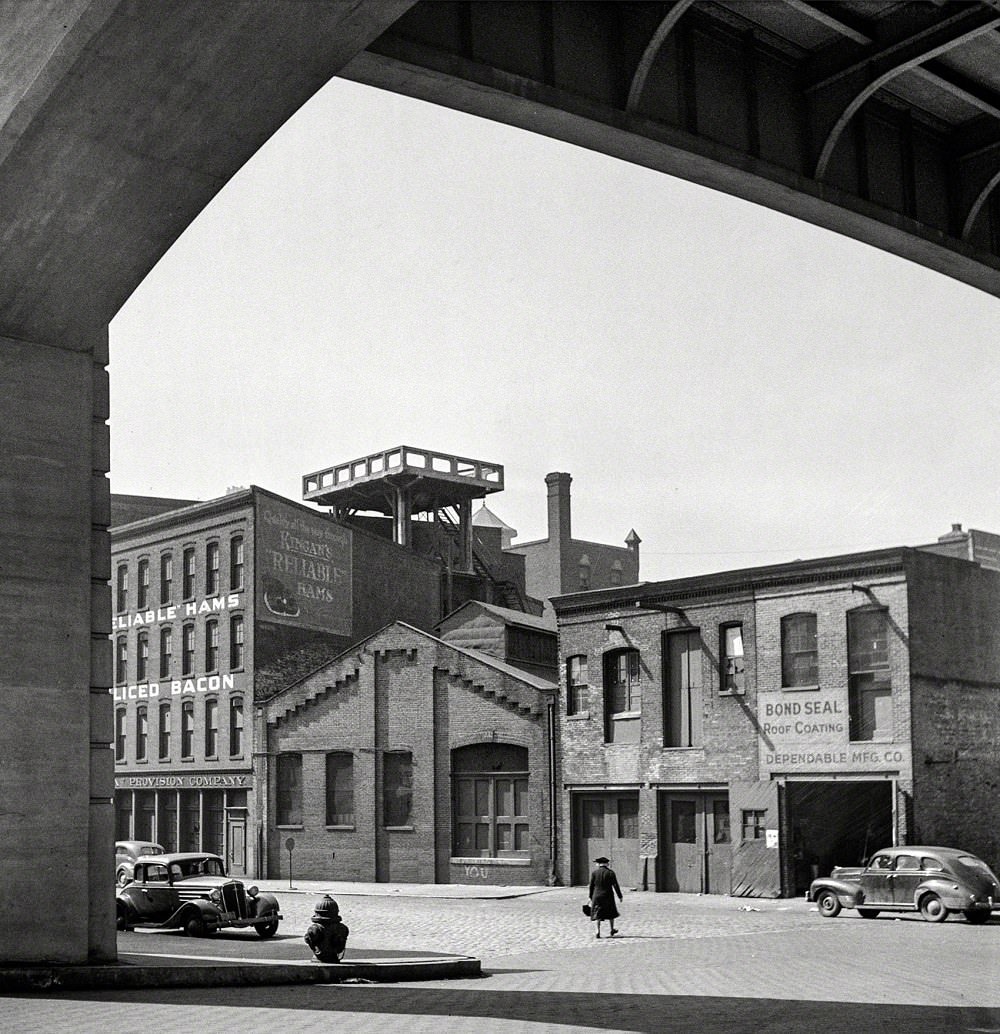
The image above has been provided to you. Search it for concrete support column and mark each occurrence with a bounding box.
[0,332,114,963]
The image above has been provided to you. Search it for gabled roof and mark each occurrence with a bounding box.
[437,599,556,634]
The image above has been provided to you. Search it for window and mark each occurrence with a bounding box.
[452,744,529,857]
[182,547,196,600]
[137,558,149,610]
[382,751,413,827]
[205,618,219,672]
[159,626,172,679]
[204,698,218,758]
[610,560,622,586]
[182,623,195,676]
[229,697,243,756]
[742,809,766,841]
[160,552,173,605]
[206,541,220,596]
[664,630,703,747]
[566,655,589,715]
[230,614,244,670]
[578,554,591,590]
[115,708,126,762]
[276,753,303,825]
[603,648,641,743]
[721,623,745,694]
[325,752,355,826]
[159,702,171,760]
[230,536,244,591]
[136,631,148,682]
[848,608,892,741]
[136,705,148,761]
[116,564,128,613]
[181,700,194,759]
[116,636,127,686]
[781,612,818,687]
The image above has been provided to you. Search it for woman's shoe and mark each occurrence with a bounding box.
[595,931,601,938]
[610,928,618,937]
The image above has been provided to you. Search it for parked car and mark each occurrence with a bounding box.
[116,852,281,937]
[115,840,165,886]
[809,846,999,924]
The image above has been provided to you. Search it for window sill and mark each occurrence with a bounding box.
[611,711,641,721]
[782,684,820,692]
[276,824,303,831]
[450,856,531,867]
[718,689,746,697]
[384,825,414,832]
[566,711,591,721]
[326,824,356,832]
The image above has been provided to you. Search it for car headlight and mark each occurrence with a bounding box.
[209,889,222,903]
[247,885,259,898]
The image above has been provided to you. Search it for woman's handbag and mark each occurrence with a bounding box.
[582,903,591,916]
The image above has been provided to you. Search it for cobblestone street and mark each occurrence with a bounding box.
[4,887,999,1033]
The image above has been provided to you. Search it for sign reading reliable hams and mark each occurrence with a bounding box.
[257,498,352,634]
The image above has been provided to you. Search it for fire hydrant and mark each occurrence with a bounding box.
[304,895,350,963]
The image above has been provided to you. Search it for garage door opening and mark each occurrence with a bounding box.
[786,780,893,894]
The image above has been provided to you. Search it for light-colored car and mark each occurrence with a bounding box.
[116,852,281,937]
[809,846,999,924]
[115,840,165,886]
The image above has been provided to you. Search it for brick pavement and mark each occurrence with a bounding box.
[3,888,999,1033]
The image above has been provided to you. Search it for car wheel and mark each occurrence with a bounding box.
[817,891,841,918]
[963,909,990,925]
[858,909,879,919]
[184,914,207,937]
[919,893,948,923]
[116,868,132,887]
[255,919,279,939]
[115,903,133,931]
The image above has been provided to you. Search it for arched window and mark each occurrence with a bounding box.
[136,631,149,682]
[116,563,128,613]
[137,557,150,609]
[159,702,171,760]
[205,618,219,672]
[229,614,244,670]
[136,705,148,761]
[229,697,244,757]
[206,541,220,595]
[452,743,529,858]
[116,636,128,686]
[181,700,194,759]
[159,626,172,679]
[230,536,244,591]
[160,552,173,604]
[115,707,126,762]
[182,623,195,676]
[204,697,218,757]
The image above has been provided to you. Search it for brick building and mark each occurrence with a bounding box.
[552,527,1000,897]
[260,620,557,886]
[109,482,509,878]
[499,472,640,612]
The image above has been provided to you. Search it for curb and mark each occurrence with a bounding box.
[0,956,482,992]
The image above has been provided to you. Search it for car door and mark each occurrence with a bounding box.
[890,853,923,907]
[130,862,175,921]
[859,852,895,905]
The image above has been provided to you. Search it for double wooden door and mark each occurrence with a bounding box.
[659,792,731,893]
[573,793,639,888]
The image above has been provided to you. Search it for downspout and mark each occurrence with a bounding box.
[547,696,558,885]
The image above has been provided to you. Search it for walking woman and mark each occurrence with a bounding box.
[588,856,623,938]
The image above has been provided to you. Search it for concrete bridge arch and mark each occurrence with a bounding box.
[3,1,999,962]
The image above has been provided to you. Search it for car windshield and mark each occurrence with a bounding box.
[954,855,999,883]
[175,857,226,878]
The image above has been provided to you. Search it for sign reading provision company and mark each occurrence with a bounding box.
[115,772,251,789]
[758,687,911,773]
[256,497,352,635]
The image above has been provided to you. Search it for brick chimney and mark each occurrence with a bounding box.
[545,472,572,546]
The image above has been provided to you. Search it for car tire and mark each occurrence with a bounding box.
[858,909,879,919]
[817,890,841,918]
[919,893,948,923]
[116,868,132,887]
[115,903,133,932]
[255,919,279,939]
[963,910,990,925]
[184,914,207,937]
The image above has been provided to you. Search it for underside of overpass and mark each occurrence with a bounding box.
[1,1,999,964]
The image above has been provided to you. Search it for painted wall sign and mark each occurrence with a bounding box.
[758,687,911,773]
[256,498,352,634]
[110,673,237,700]
[113,594,242,631]
[115,772,251,789]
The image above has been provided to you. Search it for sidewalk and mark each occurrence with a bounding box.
[252,878,558,900]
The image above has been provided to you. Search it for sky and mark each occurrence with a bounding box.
[109,76,1000,584]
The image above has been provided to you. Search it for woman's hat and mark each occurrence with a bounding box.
[594,856,610,864]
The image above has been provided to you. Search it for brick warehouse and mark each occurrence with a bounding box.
[109,479,521,879]
[552,526,1000,898]
[260,621,557,886]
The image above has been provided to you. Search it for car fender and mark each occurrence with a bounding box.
[253,892,280,917]
[164,899,223,929]
[911,876,970,910]
[809,878,864,907]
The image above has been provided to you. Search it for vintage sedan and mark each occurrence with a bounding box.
[116,852,281,937]
[809,846,999,924]
[115,840,164,887]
